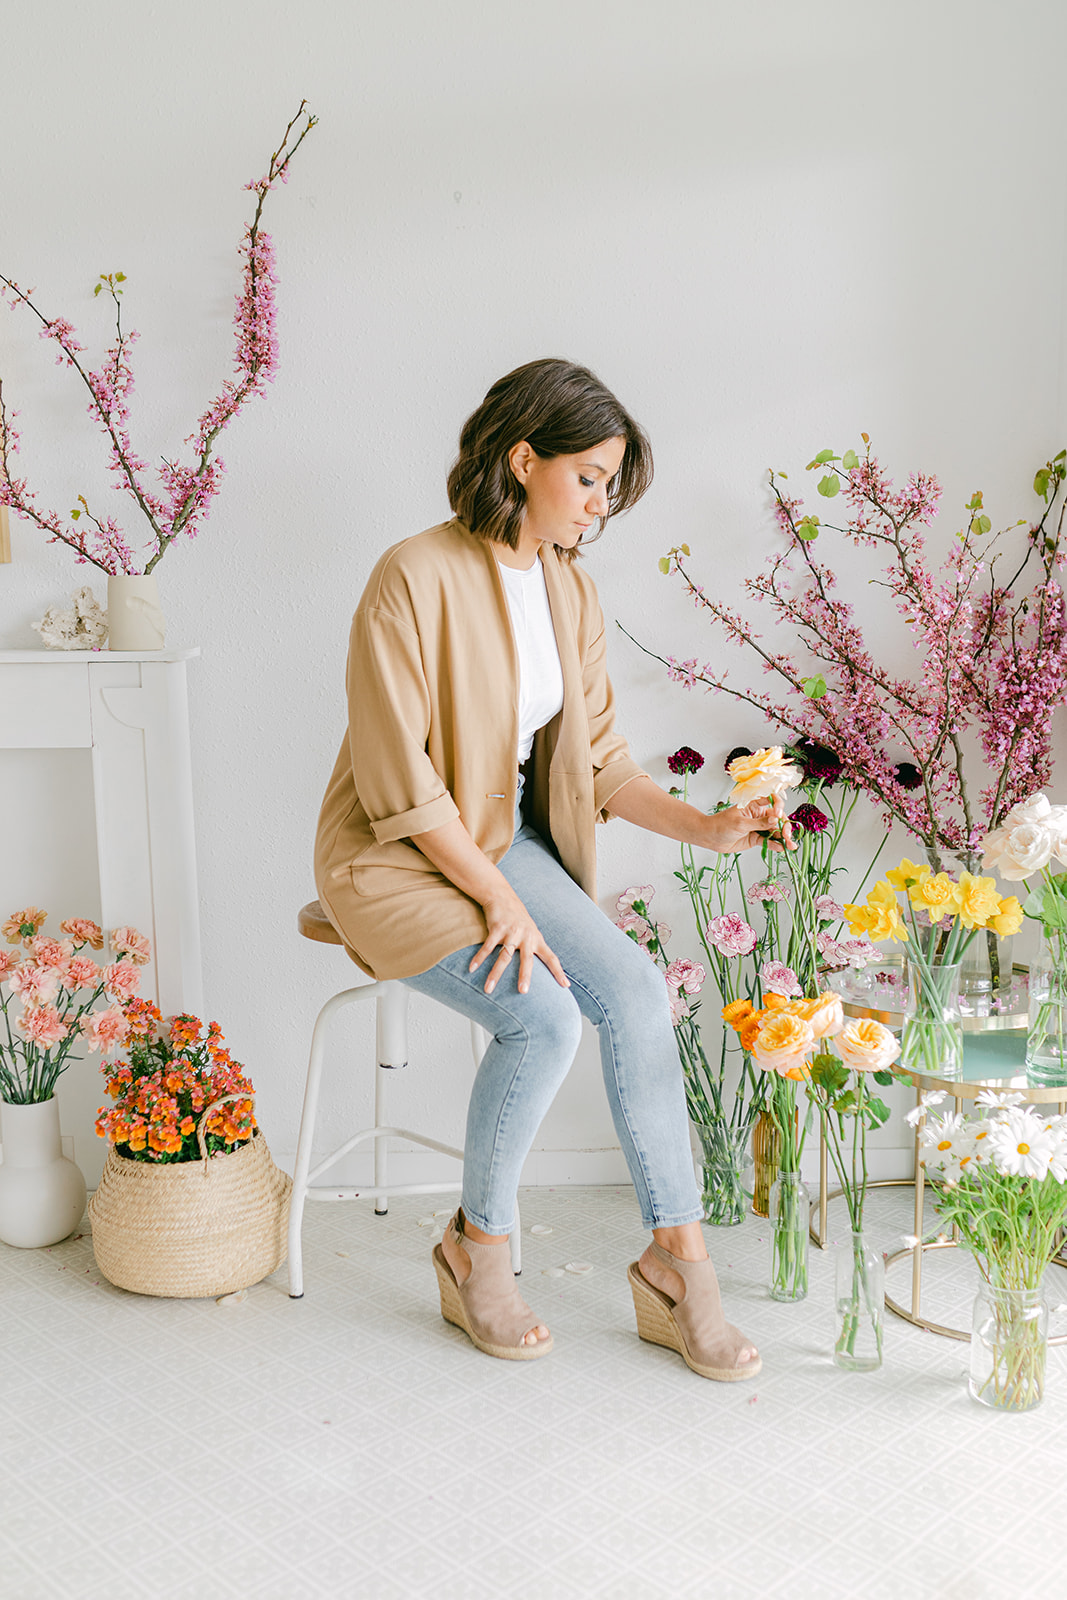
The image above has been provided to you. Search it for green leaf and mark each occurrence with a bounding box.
[658,556,670,574]
[795,515,820,541]
[817,474,841,498]
[115,272,126,282]
[814,448,836,465]
[841,449,859,471]
[975,514,991,535]
[679,543,690,556]
[70,509,81,520]
[860,432,870,445]
[93,283,102,296]
[1034,469,1051,500]
[872,1070,894,1086]
[867,1097,891,1127]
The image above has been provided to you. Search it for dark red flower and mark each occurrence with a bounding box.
[668,746,705,776]
[894,761,923,791]
[789,803,831,834]
[724,745,753,772]
[794,739,842,786]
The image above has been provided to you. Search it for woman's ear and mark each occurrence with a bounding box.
[507,440,534,483]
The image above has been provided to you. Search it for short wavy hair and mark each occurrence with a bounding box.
[447,358,653,560]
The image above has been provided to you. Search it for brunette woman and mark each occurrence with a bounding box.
[315,358,790,1378]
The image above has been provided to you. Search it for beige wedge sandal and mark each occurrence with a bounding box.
[628,1242,761,1382]
[432,1210,553,1361]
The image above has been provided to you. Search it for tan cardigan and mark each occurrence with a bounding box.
[313,518,647,980]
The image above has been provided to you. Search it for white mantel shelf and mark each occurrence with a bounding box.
[0,647,204,1017]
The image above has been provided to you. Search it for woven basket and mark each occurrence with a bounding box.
[88,1094,292,1298]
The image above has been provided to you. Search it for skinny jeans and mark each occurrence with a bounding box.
[402,785,703,1236]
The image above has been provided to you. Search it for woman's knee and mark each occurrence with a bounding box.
[504,975,583,1062]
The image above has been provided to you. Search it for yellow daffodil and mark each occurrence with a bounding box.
[955,872,1005,930]
[908,872,960,923]
[886,858,930,892]
[988,895,1024,937]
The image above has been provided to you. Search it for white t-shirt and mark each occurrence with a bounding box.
[496,555,565,764]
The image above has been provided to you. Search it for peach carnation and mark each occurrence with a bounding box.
[81,1005,131,1054]
[30,935,74,970]
[60,918,104,949]
[0,948,21,981]
[103,961,141,1001]
[9,963,60,1007]
[110,926,151,965]
[14,1004,68,1049]
[61,954,102,991]
[3,907,47,947]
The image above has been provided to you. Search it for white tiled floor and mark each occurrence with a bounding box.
[3,1183,1066,1600]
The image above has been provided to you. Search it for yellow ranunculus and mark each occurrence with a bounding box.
[886,858,930,892]
[988,895,1024,937]
[908,872,960,923]
[955,872,1005,931]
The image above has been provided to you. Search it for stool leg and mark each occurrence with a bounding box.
[374,983,410,1215]
[289,996,336,1298]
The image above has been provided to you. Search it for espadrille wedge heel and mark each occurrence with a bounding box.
[628,1242,761,1382]
[432,1210,553,1361]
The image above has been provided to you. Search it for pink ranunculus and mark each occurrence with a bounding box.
[30,935,75,970]
[80,1005,131,1055]
[109,926,151,965]
[668,989,691,1026]
[103,961,141,1001]
[665,958,706,996]
[615,885,655,916]
[707,914,758,958]
[760,961,802,997]
[9,962,60,1007]
[815,895,844,920]
[61,955,102,991]
[14,1004,68,1049]
[0,948,21,982]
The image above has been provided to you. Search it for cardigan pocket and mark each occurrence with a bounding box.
[348,836,446,897]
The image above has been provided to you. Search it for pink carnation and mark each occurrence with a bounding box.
[747,880,789,904]
[80,1005,130,1054]
[668,989,691,1026]
[103,961,141,1001]
[665,958,706,996]
[61,955,102,991]
[615,885,655,916]
[109,927,151,965]
[816,931,852,968]
[760,961,802,997]
[616,911,652,947]
[15,1004,68,1049]
[707,914,758,958]
[9,962,60,1007]
[845,937,880,969]
[0,948,21,981]
[30,935,74,970]
[815,896,844,920]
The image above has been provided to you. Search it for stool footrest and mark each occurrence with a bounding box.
[304,1180,463,1204]
[307,1125,464,1184]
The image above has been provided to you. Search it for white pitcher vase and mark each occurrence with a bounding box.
[0,1098,87,1247]
[107,573,166,651]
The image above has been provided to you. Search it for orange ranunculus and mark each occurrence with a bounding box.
[738,1015,765,1052]
[762,992,790,1011]
[722,998,753,1028]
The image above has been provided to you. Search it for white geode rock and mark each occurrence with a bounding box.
[32,586,109,650]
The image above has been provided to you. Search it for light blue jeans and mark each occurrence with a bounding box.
[403,782,702,1235]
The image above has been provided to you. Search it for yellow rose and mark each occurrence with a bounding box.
[886,859,930,892]
[988,895,1024,937]
[751,1012,815,1078]
[835,1018,901,1073]
[726,746,802,808]
[908,873,960,924]
[955,872,1004,931]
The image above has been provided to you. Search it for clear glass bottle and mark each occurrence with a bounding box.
[768,1170,809,1302]
[969,1282,1048,1412]
[833,1231,885,1371]
[1026,943,1067,1085]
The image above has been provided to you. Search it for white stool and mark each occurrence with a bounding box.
[288,899,521,1297]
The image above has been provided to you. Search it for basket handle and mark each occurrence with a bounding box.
[196,1092,256,1167]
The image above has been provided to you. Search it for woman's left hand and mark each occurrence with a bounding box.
[703,795,795,854]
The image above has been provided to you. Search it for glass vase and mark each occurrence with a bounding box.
[969,1282,1048,1412]
[768,1171,809,1302]
[751,1110,781,1218]
[833,1231,885,1371]
[693,1121,752,1227]
[958,928,1015,1016]
[1026,944,1067,1085]
[900,958,962,1079]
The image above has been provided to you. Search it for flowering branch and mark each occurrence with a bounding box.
[0,101,317,576]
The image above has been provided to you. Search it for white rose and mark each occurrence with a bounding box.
[1005,793,1053,826]
[982,817,1057,881]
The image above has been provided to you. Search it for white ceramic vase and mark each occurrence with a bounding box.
[107,573,166,651]
[0,1098,87,1248]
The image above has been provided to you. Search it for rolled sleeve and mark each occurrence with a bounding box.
[347,606,458,840]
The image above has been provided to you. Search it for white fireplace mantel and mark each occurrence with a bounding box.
[0,648,203,1017]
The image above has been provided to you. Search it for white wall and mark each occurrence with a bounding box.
[2,0,1065,1189]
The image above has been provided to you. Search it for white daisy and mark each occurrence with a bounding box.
[905,1090,947,1128]
[987,1109,1055,1180]
[975,1089,1026,1110]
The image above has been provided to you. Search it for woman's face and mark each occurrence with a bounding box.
[508,435,627,552]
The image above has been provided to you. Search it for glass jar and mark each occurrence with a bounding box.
[900,958,962,1079]
[768,1170,809,1302]
[693,1120,752,1227]
[969,1282,1048,1411]
[1026,944,1067,1085]
[833,1231,885,1371]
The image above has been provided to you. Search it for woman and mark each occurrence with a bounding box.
[315,358,790,1379]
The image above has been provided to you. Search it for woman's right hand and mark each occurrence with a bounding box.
[469,885,571,996]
